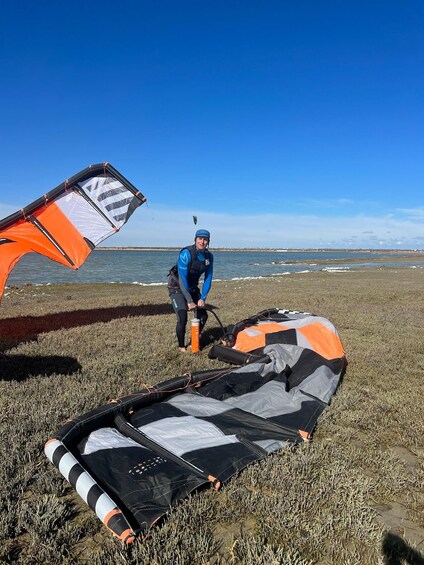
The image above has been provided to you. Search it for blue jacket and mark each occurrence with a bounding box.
[177,244,214,301]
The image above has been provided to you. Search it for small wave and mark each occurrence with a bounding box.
[271,272,291,276]
[129,281,166,286]
[230,276,267,281]
[323,266,351,273]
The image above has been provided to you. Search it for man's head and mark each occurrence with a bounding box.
[195,229,210,250]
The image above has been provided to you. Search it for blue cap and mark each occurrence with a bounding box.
[195,229,210,240]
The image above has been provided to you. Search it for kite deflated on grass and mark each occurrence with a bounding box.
[45,307,346,543]
[0,163,146,300]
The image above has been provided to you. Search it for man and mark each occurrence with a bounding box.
[168,229,214,352]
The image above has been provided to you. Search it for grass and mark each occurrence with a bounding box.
[0,265,423,564]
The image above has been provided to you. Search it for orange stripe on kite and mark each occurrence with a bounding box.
[104,508,121,524]
[234,322,291,352]
[297,321,345,360]
[1,202,88,268]
[233,331,265,352]
[120,529,136,544]
[35,202,91,267]
[104,510,136,544]
[208,475,221,490]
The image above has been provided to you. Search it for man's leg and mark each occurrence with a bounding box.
[170,291,188,349]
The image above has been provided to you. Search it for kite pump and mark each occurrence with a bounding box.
[190,305,228,353]
[191,310,200,353]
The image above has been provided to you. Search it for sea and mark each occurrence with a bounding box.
[4,249,423,289]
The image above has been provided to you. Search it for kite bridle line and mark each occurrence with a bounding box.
[135,366,236,397]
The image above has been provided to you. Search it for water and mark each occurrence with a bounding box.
[4,249,422,289]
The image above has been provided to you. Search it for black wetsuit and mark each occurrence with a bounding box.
[168,245,213,348]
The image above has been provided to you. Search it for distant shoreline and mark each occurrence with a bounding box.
[97,247,423,254]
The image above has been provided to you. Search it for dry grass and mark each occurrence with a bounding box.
[0,266,423,564]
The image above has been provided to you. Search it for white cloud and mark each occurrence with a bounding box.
[2,199,423,250]
[110,205,424,249]
[397,207,424,221]
[299,197,355,209]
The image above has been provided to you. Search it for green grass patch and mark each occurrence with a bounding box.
[1,267,423,563]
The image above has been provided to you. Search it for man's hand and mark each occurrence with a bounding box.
[197,299,205,308]
[188,302,196,310]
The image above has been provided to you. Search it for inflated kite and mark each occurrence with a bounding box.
[0,163,146,300]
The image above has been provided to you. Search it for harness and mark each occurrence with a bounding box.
[168,244,211,291]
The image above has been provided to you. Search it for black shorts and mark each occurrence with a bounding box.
[169,287,201,313]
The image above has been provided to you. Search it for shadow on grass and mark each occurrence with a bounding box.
[0,303,172,351]
[382,532,424,565]
[0,354,82,382]
[200,326,227,348]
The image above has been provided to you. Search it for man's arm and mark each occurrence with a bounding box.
[200,253,214,301]
[177,249,195,305]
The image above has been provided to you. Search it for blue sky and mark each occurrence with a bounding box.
[0,1,423,249]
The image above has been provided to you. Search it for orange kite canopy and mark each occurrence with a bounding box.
[0,163,146,300]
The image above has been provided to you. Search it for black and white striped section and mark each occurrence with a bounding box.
[79,427,209,531]
[275,309,312,317]
[128,387,304,484]
[44,438,136,544]
[79,175,141,227]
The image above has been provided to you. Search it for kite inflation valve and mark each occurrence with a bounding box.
[191,316,200,353]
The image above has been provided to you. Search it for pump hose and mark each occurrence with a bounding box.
[204,305,227,338]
